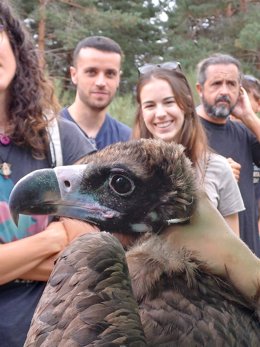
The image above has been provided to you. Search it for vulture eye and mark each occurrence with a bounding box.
[109,174,135,196]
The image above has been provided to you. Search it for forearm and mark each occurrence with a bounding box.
[224,213,240,237]
[0,226,67,285]
[0,219,100,284]
[21,254,58,282]
[163,194,260,302]
[243,112,260,142]
[222,234,260,301]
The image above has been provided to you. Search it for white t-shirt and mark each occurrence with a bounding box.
[200,152,245,217]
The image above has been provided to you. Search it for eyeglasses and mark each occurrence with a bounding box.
[138,61,182,75]
[0,24,4,44]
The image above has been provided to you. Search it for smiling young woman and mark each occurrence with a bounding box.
[132,64,245,236]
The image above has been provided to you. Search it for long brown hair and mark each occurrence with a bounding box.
[132,68,208,169]
[0,1,60,159]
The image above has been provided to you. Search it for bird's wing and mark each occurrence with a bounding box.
[126,231,260,346]
[25,232,146,347]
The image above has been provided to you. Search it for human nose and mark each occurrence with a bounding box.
[219,83,230,95]
[155,104,166,117]
[95,73,106,87]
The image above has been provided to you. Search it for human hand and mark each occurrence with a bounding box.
[227,157,241,182]
[162,193,260,302]
[232,87,255,122]
[44,221,69,253]
[60,217,100,244]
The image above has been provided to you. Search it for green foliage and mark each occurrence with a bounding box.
[53,78,75,108]
[239,22,260,51]
[108,93,136,127]
[164,0,260,79]
[16,0,163,94]
[237,5,260,53]
[10,0,260,121]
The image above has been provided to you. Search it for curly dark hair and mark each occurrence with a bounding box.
[0,1,60,159]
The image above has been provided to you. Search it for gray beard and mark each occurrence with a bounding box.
[202,97,235,120]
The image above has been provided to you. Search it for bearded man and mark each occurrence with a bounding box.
[196,53,260,257]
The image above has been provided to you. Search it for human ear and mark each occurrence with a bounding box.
[70,66,77,85]
[195,83,203,98]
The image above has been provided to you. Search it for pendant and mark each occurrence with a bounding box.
[0,162,12,178]
[0,134,11,146]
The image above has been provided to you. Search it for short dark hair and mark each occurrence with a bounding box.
[197,53,242,85]
[72,36,122,65]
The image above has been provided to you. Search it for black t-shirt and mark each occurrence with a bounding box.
[200,117,260,257]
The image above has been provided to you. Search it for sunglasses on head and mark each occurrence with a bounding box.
[138,61,182,75]
[244,75,260,86]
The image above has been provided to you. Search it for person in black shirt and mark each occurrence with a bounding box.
[196,53,260,257]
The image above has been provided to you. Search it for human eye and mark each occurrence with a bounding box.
[228,81,237,88]
[85,68,96,77]
[164,97,175,105]
[143,102,154,110]
[106,70,117,78]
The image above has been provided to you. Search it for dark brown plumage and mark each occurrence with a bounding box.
[9,139,260,346]
[25,232,146,347]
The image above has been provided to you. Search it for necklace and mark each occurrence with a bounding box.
[0,140,13,179]
[0,133,11,145]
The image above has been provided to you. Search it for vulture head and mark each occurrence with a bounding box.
[10,139,197,235]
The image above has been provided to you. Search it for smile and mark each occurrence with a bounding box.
[155,121,173,129]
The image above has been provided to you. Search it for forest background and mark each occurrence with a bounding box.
[11,0,260,126]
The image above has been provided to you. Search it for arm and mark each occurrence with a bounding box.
[224,213,240,237]
[163,193,260,303]
[203,153,244,235]
[20,254,58,282]
[0,221,68,285]
[226,157,241,182]
[232,87,260,141]
[19,218,100,282]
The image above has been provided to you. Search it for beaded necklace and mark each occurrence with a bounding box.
[0,134,12,178]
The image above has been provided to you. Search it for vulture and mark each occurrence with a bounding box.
[9,139,260,346]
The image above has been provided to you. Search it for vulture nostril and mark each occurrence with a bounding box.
[64,180,71,188]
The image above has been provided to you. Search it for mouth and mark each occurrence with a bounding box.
[217,101,229,105]
[154,120,173,129]
[92,91,109,96]
[216,98,230,106]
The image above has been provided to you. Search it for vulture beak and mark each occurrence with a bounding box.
[9,165,119,226]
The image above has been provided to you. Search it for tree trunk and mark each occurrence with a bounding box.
[38,0,48,68]
[240,0,248,13]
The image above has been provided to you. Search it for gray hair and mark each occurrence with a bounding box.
[197,53,242,85]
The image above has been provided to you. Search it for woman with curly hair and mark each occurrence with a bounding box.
[0,1,96,346]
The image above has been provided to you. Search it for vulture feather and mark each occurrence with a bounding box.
[9,139,260,346]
